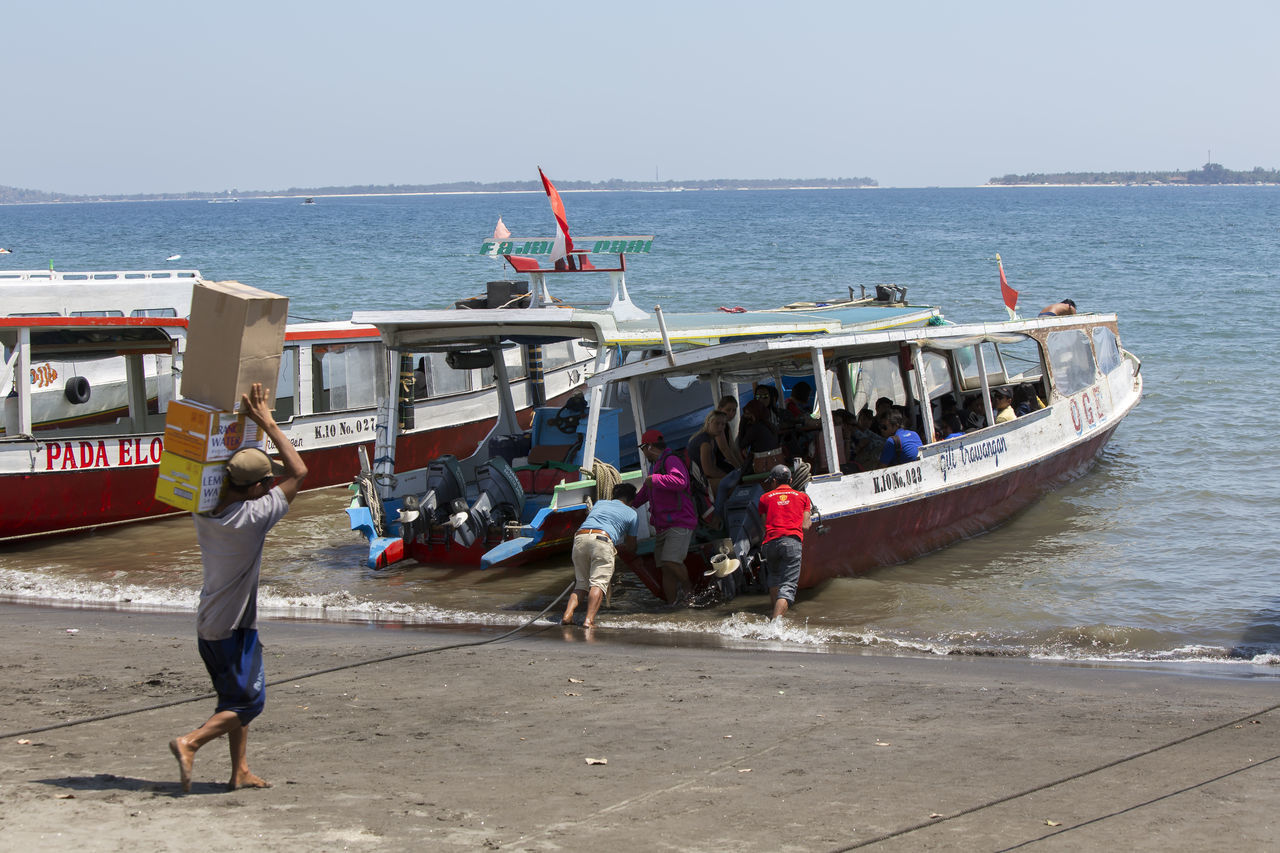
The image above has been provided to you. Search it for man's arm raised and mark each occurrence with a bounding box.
[242,382,308,503]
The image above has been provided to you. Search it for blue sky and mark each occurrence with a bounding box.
[5,0,1278,193]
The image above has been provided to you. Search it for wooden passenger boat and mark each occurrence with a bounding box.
[573,310,1143,603]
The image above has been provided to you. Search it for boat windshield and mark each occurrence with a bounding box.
[1046,329,1097,396]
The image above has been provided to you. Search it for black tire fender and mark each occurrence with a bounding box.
[65,375,91,405]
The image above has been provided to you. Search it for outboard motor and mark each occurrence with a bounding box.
[419,455,468,528]
[720,475,768,594]
[453,457,526,548]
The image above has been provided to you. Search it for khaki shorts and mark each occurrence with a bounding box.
[572,533,616,593]
[654,526,694,565]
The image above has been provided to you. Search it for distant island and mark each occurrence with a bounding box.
[0,176,877,205]
[988,162,1280,186]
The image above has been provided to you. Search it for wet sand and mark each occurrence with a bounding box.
[1,603,1276,851]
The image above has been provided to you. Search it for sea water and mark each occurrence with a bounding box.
[2,187,1278,668]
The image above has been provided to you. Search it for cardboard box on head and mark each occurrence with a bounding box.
[163,397,262,463]
[182,280,288,411]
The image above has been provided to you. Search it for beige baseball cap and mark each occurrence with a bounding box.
[225,448,284,487]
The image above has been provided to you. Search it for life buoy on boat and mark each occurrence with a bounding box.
[64,376,91,405]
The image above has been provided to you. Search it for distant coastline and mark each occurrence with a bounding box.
[0,176,877,205]
[987,161,1280,186]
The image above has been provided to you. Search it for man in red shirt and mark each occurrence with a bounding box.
[756,464,812,621]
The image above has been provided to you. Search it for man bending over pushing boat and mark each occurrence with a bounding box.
[169,382,307,793]
[758,464,812,621]
[561,483,639,628]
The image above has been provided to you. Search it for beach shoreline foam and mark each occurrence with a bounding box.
[2,602,1276,850]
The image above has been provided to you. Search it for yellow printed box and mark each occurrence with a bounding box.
[163,398,261,463]
[154,451,225,513]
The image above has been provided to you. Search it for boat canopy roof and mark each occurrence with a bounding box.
[0,316,187,357]
[588,313,1117,387]
[351,302,941,353]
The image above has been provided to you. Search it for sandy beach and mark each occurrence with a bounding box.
[1,603,1276,851]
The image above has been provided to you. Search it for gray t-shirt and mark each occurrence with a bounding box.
[192,487,289,640]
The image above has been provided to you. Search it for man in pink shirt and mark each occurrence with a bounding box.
[633,429,697,604]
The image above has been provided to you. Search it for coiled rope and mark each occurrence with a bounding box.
[590,459,622,500]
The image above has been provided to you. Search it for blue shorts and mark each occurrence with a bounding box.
[763,536,804,604]
[198,628,265,726]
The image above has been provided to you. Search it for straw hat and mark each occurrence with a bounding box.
[704,553,741,578]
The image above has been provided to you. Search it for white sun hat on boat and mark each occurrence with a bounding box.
[704,553,741,578]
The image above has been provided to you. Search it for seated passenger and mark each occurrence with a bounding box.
[753,385,788,433]
[784,382,819,423]
[993,388,1016,424]
[687,410,741,496]
[879,411,921,467]
[937,413,966,440]
[963,395,987,431]
[848,408,883,472]
[1013,382,1045,416]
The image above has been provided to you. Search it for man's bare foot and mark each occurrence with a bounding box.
[229,771,271,791]
[583,620,595,629]
[169,737,194,793]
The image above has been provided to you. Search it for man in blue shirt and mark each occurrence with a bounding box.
[878,411,922,467]
[561,483,639,628]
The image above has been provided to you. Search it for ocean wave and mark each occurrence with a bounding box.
[3,567,1277,670]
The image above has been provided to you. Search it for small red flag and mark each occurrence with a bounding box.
[997,253,1019,319]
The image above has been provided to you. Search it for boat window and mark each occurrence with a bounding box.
[1046,330,1097,396]
[70,310,126,317]
[482,346,528,387]
[131,308,179,318]
[540,341,581,371]
[1092,327,1121,374]
[426,352,471,397]
[274,348,297,420]
[995,337,1045,385]
[955,342,1006,390]
[314,342,379,412]
[7,311,61,317]
[919,351,953,400]
[845,356,906,414]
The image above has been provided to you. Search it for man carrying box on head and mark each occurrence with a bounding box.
[169,382,307,793]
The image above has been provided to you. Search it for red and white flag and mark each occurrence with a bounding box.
[997,253,1019,319]
[539,167,574,267]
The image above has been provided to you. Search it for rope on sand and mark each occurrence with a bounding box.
[0,582,576,740]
